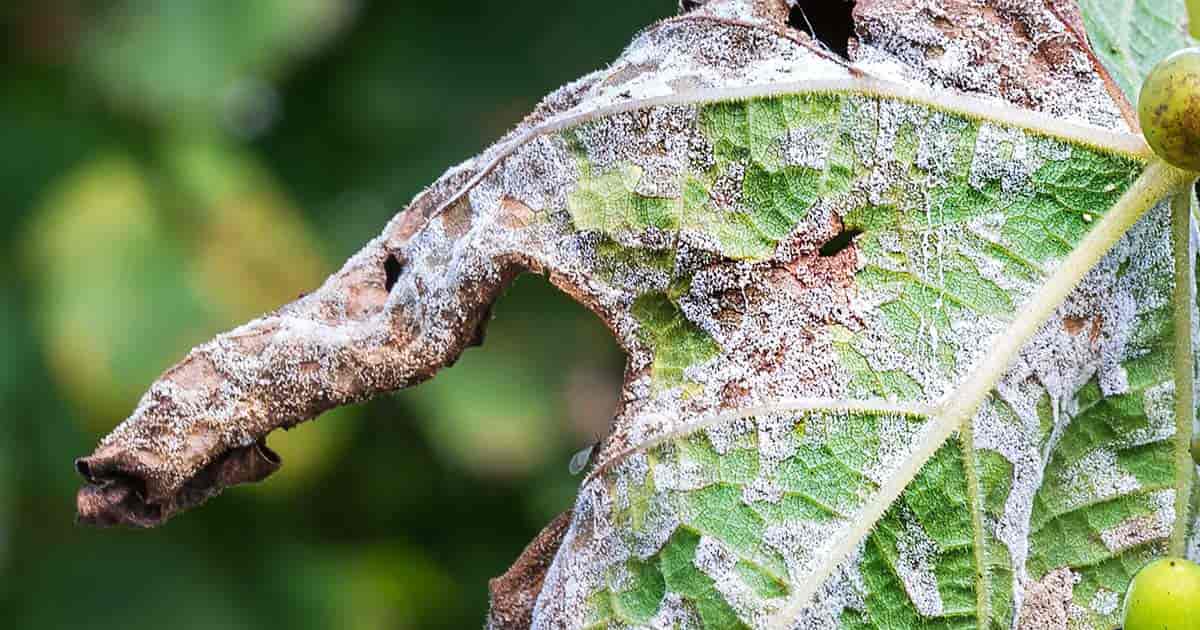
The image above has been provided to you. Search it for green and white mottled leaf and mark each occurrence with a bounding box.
[74,2,1200,629]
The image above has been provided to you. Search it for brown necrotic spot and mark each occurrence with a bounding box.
[498,197,536,230]
[440,198,474,238]
[1063,316,1088,335]
[165,354,219,390]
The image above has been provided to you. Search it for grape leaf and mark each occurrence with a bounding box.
[73,1,1199,629]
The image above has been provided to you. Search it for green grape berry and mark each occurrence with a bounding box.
[1123,557,1200,630]
[1193,436,1200,467]
[1139,47,1200,172]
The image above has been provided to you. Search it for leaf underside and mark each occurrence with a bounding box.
[537,85,1190,629]
[72,2,1200,629]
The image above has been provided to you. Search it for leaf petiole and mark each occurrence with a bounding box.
[1170,183,1198,555]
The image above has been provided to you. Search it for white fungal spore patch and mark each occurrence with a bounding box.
[76,3,1186,628]
[1059,448,1140,513]
[890,508,945,618]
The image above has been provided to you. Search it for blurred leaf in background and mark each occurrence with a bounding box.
[408,276,621,479]
[0,292,15,575]
[80,0,354,131]
[0,1,671,628]
[280,542,457,629]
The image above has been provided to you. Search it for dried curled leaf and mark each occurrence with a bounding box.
[76,1,1200,629]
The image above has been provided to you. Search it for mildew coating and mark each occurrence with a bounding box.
[850,0,1136,131]
[73,1,1197,629]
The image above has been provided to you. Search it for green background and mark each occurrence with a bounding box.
[0,2,673,627]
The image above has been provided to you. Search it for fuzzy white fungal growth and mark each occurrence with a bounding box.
[73,1,1198,629]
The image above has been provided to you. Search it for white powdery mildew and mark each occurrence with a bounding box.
[870,98,929,170]
[1130,380,1178,446]
[705,415,757,455]
[743,459,785,504]
[754,413,803,461]
[1091,202,1176,398]
[890,507,945,618]
[974,383,1049,608]
[674,258,857,414]
[644,593,702,629]
[763,518,851,580]
[695,535,783,626]
[614,454,653,510]
[1090,588,1119,617]
[1188,468,1200,563]
[965,201,1175,622]
[493,135,581,213]
[533,480,630,630]
[860,412,927,486]
[653,446,712,493]
[613,454,683,560]
[849,0,1130,132]
[576,105,709,199]
[779,125,831,171]
[1058,448,1140,513]
[606,20,847,107]
[787,544,868,630]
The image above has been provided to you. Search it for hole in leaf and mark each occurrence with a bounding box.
[384,253,404,291]
[75,458,93,481]
[819,227,863,257]
[788,0,855,58]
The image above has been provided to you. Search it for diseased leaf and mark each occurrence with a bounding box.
[73,1,1200,629]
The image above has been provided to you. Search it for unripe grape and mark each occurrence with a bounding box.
[1138,48,1200,172]
[1122,557,1200,630]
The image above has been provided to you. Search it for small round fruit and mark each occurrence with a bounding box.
[1193,436,1200,467]
[1138,47,1200,172]
[1122,557,1200,630]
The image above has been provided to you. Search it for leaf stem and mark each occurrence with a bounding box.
[938,160,1193,435]
[585,398,934,483]
[1171,182,1199,555]
[426,76,1152,225]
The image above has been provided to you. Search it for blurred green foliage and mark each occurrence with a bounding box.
[0,1,671,627]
